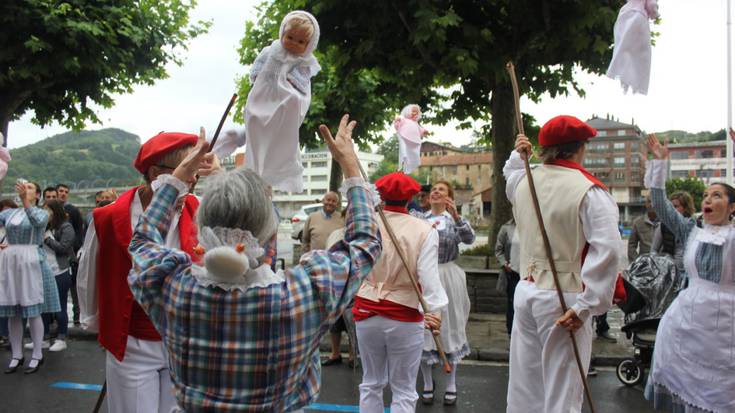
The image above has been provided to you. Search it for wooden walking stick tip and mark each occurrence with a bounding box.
[443,360,452,373]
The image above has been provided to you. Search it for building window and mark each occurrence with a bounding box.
[613,142,625,151]
[302,162,308,167]
[696,169,713,178]
[597,130,607,137]
[311,189,327,195]
[630,142,639,151]
[311,161,328,168]
[671,170,689,178]
[311,175,328,182]
[466,165,470,171]
[698,150,714,159]
[614,157,626,166]
[671,151,689,160]
[631,155,640,164]
[617,130,626,136]
[614,172,625,181]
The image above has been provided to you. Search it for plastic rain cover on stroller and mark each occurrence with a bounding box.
[622,253,685,324]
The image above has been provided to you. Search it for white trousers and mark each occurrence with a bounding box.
[506,281,593,413]
[356,316,424,413]
[106,336,176,413]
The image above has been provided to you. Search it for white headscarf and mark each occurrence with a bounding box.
[279,10,321,57]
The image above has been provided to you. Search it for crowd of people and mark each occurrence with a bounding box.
[1,10,733,413]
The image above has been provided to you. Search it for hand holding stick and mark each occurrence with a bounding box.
[505,62,597,413]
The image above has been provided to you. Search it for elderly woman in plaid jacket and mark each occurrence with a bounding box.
[127,115,382,413]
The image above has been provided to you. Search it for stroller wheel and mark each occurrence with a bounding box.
[616,358,644,386]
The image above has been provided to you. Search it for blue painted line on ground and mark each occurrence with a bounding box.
[306,404,389,413]
[50,383,389,412]
[51,382,103,392]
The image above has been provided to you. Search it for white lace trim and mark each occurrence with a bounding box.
[151,174,189,198]
[694,224,731,246]
[191,264,284,292]
[196,226,267,284]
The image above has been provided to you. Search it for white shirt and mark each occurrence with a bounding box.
[503,151,621,321]
[77,189,182,332]
[415,227,448,312]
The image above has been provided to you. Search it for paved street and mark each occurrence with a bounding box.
[0,340,654,412]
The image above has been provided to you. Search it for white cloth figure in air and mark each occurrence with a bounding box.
[606,0,660,95]
[244,10,321,193]
[393,104,428,174]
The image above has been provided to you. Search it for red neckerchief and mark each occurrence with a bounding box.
[383,204,408,214]
[548,159,609,191]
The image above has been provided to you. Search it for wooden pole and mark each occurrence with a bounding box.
[92,380,106,413]
[505,62,596,413]
[356,163,452,373]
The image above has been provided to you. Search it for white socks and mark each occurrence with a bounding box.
[420,362,434,391]
[28,316,44,360]
[8,316,23,360]
[446,363,458,393]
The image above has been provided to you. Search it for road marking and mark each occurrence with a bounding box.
[306,404,389,412]
[51,382,103,391]
[49,383,388,412]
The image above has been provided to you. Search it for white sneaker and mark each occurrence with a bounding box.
[49,340,67,352]
[24,340,50,350]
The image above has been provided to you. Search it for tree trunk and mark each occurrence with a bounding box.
[329,157,343,193]
[1,115,9,147]
[488,82,516,252]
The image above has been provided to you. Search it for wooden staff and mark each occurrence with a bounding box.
[92,381,106,413]
[355,163,452,373]
[505,62,596,413]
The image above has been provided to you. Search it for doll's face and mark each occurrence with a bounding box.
[282,27,310,55]
[409,106,420,120]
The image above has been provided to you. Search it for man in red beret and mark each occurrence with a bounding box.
[353,171,447,413]
[77,130,219,413]
[503,115,621,412]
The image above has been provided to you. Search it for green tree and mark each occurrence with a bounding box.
[0,0,209,145]
[237,0,622,247]
[666,177,706,211]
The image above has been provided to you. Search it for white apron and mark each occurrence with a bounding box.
[0,209,45,307]
[649,226,735,412]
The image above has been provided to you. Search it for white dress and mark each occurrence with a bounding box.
[644,159,735,413]
[244,12,320,193]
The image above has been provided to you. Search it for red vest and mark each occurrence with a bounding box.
[93,186,199,361]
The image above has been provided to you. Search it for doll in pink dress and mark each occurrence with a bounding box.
[394,104,428,174]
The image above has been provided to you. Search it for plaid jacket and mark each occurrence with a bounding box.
[128,182,380,412]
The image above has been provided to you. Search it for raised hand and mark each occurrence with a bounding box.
[646,133,669,160]
[319,114,360,178]
[173,127,210,185]
[445,197,460,221]
[514,134,532,157]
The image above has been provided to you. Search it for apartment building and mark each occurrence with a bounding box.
[583,116,647,222]
[668,140,733,184]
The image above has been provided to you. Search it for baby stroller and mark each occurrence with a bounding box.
[615,253,684,386]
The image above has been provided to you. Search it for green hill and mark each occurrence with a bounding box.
[653,129,726,144]
[3,128,141,191]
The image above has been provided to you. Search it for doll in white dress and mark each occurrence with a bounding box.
[244,10,321,193]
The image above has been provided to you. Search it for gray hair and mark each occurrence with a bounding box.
[197,168,277,243]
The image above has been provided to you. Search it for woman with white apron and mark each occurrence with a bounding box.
[419,180,475,406]
[0,181,60,374]
[644,135,735,413]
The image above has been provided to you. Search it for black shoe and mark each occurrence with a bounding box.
[597,331,617,343]
[321,356,342,366]
[421,380,435,405]
[347,359,358,369]
[443,391,458,406]
[4,358,25,374]
[587,366,598,377]
[24,358,43,374]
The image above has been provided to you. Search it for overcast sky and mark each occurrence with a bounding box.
[8,1,733,149]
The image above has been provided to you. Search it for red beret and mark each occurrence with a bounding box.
[134,132,198,174]
[375,172,421,201]
[538,115,597,147]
